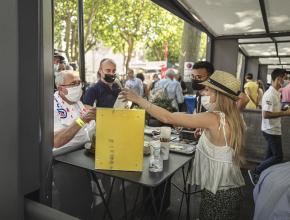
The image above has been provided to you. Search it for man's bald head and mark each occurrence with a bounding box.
[99,58,117,80]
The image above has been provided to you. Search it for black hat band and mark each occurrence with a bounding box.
[208,78,238,96]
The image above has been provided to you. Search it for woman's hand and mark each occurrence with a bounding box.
[120,88,141,104]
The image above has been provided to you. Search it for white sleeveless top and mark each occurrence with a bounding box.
[190,112,245,194]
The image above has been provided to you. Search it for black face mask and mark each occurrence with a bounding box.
[104,74,116,83]
[192,79,205,90]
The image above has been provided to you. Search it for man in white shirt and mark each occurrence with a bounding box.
[53,70,96,219]
[54,70,96,152]
[125,68,143,96]
[249,68,290,185]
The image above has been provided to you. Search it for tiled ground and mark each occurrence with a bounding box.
[90,167,255,220]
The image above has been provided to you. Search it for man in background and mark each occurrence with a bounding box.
[155,68,184,111]
[249,68,290,185]
[53,51,65,90]
[279,71,290,109]
[191,61,215,113]
[244,73,259,109]
[125,68,144,97]
[83,58,120,107]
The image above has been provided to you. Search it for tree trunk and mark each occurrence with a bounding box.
[178,22,201,75]
[178,22,201,94]
[64,12,72,61]
[125,38,134,73]
[72,24,79,61]
[70,24,75,61]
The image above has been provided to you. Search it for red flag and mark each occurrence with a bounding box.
[161,64,167,79]
[164,42,168,60]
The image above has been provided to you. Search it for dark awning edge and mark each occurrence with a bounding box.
[151,0,214,39]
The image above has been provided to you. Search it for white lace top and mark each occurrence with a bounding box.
[190,112,245,194]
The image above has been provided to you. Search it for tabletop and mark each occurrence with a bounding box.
[54,148,193,187]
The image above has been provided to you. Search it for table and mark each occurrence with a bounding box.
[55,149,193,220]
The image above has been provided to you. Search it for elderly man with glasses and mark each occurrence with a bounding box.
[53,70,97,219]
[54,70,96,150]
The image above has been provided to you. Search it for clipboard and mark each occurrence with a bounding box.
[95,108,145,171]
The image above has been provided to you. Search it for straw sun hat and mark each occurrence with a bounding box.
[200,70,240,100]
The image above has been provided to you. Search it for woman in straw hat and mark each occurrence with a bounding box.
[121,70,246,219]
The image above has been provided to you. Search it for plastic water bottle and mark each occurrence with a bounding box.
[113,94,132,109]
[160,127,171,160]
[149,142,163,172]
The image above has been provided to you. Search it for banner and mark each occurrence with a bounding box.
[183,62,194,82]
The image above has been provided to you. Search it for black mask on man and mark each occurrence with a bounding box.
[104,74,116,83]
[191,79,205,90]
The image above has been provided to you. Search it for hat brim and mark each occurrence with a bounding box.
[54,54,65,61]
[200,81,239,101]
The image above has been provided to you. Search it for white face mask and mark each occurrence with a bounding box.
[65,84,82,103]
[200,95,211,110]
[54,64,59,72]
[54,71,61,78]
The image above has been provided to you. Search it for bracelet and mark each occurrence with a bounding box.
[75,117,85,128]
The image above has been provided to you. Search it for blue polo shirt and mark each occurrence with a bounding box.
[83,80,121,107]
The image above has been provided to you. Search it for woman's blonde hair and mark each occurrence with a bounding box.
[214,91,246,164]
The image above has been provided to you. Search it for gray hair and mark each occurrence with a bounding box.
[165,68,177,76]
[55,70,79,87]
[100,58,116,67]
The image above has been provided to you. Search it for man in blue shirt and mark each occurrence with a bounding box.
[125,68,143,97]
[154,68,184,111]
[83,58,121,107]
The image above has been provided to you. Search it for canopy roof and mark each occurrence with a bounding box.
[153,0,290,65]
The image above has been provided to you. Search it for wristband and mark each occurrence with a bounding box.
[75,117,85,127]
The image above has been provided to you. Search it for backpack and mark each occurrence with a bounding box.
[148,81,178,112]
[149,81,170,102]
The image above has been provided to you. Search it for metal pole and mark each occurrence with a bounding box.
[77,0,86,84]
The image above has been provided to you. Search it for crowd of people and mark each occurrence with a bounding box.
[52,51,290,219]
[243,71,290,110]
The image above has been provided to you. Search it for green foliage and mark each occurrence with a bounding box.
[152,97,177,112]
[94,0,159,71]
[54,0,185,68]
[144,11,183,64]
[198,32,208,60]
[54,0,103,61]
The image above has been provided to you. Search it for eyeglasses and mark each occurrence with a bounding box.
[60,81,83,88]
[192,75,208,81]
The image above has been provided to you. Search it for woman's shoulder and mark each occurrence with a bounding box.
[197,111,221,127]
[199,111,223,118]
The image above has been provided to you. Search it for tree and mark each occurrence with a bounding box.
[178,22,201,75]
[177,22,208,93]
[54,0,103,61]
[96,0,168,72]
[54,0,187,71]
[144,10,183,64]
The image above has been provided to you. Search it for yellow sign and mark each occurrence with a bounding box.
[95,108,145,171]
